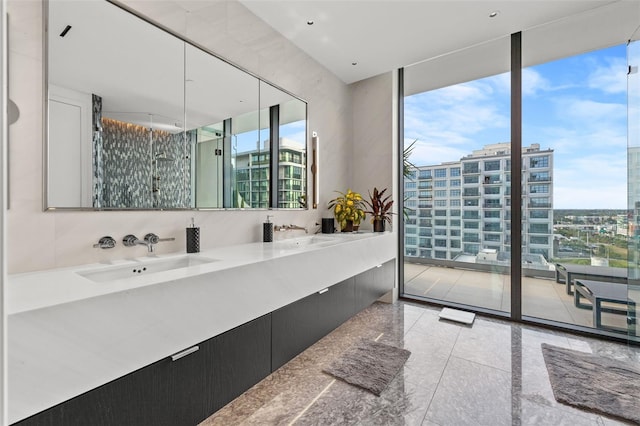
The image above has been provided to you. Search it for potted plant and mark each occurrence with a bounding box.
[328,189,366,232]
[365,187,393,232]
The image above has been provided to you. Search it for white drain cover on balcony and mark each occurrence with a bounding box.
[439,307,475,325]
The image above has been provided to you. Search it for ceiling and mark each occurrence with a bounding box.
[240,0,640,85]
[48,0,303,134]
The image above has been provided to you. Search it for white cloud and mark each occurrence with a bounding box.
[282,130,307,144]
[563,99,626,122]
[553,153,627,209]
[404,77,509,165]
[522,68,552,96]
[404,138,470,166]
[554,186,626,209]
[587,57,627,94]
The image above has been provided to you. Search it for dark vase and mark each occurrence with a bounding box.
[373,218,385,232]
[341,220,354,232]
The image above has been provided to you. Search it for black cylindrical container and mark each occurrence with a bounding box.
[186,227,200,253]
[322,218,335,234]
[263,222,274,242]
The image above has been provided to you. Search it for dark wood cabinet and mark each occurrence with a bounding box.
[318,277,356,336]
[272,277,358,371]
[271,291,319,371]
[167,342,214,425]
[355,260,395,312]
[212,314,272,412]
[13,344,202,426]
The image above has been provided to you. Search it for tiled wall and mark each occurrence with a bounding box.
[98,118,193,209]
[6,0,393,273]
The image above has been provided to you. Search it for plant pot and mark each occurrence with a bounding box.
[373,218,385,233]
[341,220,354,232]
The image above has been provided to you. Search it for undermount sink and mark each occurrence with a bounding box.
[272,235,341,250]
[77,255,218,283]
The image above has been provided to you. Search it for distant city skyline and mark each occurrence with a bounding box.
[404,43,628,210]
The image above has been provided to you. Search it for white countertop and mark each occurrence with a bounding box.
[8,232,396,423]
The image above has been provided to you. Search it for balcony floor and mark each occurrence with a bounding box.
[404,262,632,334]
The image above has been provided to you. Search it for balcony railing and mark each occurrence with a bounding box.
[483,227,503,232]
[528,228,550,234]
[529,175,551,182]
[483,203,503,209]
[528,203,552,208]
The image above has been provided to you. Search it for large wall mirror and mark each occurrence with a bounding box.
[45,0,307,210]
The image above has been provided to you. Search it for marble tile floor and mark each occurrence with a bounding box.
[200,301,640,426]
[403,262,631,333]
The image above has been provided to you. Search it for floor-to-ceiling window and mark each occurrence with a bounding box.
[401,4,640,343]
[402,36,512,314]
[520,42,629,333]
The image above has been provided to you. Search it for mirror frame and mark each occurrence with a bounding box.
[43,0,309,211]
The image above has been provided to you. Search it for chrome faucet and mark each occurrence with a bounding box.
[93,236,116,249]
[123,233,175,253]
[276,224,308,233]
[288,224,308,233]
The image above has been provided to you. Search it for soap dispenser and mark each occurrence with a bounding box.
[186,217,200,253]
[263,215,274,242]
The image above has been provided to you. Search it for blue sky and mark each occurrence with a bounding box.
[234,119,307,154]
[404,44,628,210]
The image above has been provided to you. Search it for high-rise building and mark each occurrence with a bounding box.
[235,137,306,209]
[404,142,554,262]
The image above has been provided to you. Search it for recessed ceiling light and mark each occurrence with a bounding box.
[59,25,72,37]
[307,20,314,25]
[489,11,499,18]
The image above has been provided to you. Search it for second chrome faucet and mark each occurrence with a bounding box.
[123,233,175,253]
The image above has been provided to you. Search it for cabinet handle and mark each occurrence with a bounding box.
[376,264,382,268]
[171,345,199,361]
[318,288,329,294]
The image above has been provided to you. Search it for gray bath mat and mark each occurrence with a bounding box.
[323,340,411,396]
[541,343,640,424]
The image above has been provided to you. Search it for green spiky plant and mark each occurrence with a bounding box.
[404,139,418,179]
